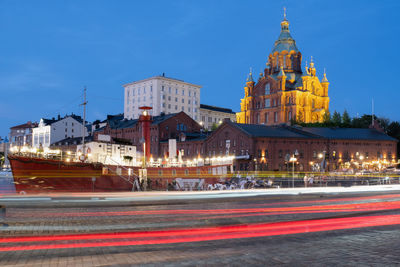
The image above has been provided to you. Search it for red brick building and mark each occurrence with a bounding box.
[93,112,397,172]
[94,112,202,156]
[206,120,397,172]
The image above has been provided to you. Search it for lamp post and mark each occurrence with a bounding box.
[318,151,325,186]
[289,150,299,188]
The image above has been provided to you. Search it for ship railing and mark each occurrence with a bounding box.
[105,157,141,191]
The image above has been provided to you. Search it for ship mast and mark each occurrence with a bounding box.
[80,87,87,157]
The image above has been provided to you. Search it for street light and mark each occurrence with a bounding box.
[289,150,299,188]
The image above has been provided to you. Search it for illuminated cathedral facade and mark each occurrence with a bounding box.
[236,13,330,125]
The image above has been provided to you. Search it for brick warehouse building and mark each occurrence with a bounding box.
[205,120,397,172]
[93,111,397,172]
[94,112,202,156]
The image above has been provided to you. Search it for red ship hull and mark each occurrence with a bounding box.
[8,155,230,193]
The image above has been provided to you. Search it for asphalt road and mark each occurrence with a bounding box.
[1,188,400,266]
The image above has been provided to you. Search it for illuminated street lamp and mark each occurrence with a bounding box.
[289,150,299,188]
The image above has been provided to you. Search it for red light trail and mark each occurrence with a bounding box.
[1,214,400,252]
[10,199,400,218]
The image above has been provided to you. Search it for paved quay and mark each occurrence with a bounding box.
[1,185,400,266]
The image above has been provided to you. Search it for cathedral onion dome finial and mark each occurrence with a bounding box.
[310,56,315,68]
[272,8,299,53]
[321,68,328,82]
[246,67,254,82]
[305,60,310,75]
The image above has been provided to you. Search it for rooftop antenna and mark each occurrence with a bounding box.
[371,98,374,126]
[80,87,87,158]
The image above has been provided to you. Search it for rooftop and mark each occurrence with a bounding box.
[200,104,235,114]
[123,74,201,88]
[300,127,397,141]
[233,123,319,139]
[231,123,397,142]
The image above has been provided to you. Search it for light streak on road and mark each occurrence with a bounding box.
[1,214,400,252]
[10,200,400,219]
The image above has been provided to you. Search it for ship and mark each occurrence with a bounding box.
[8,92,233,193]
[8,153,232,193]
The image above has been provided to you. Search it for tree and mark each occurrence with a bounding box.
[342,110,351,127]
[388,121,400,139]
[378,117,390,132]
[211,123,219,131]
[351,115,372,128]
[332,111,341,126]
[322,111,331,125]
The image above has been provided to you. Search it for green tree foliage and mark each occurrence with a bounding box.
[351,115,372,128]
[342,110,351,127]
[332,111,341,125]
[388,121,400,139]
[211,123,219,131]
[323,111,331,124]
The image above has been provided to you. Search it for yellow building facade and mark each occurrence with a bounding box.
[236,14,330,125]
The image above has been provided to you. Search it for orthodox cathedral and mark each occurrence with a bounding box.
[236,12,330,125]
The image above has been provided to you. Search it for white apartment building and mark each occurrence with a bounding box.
[32,115,87,148]
[123,74,201,121]
[199,104,237,130]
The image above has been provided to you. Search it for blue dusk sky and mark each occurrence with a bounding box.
[0,0,399,136]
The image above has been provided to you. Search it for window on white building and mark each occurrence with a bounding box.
[182,99,184,103]
[161,86,164,91]
[175,105,178,110]
[182,89,184,96]
[169,87,171,93]
[175,88,178,94]
[189,91,191,96]
[168,96,171,101]
[188,100,191,104]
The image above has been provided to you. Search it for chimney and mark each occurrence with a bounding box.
[57,114,61,120]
